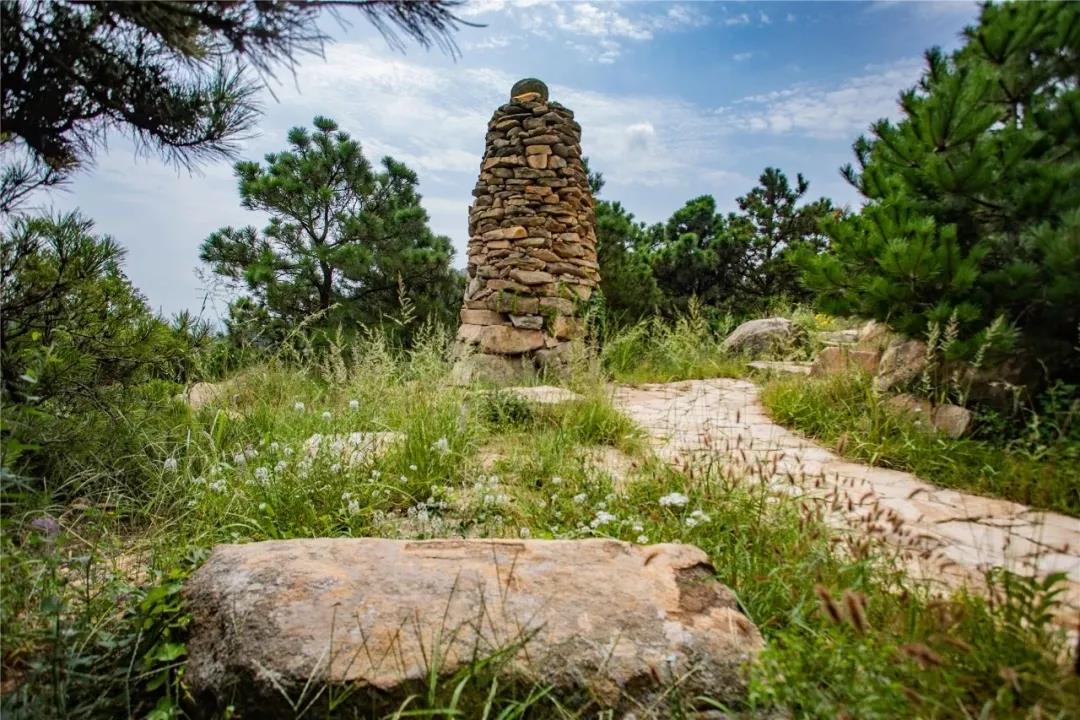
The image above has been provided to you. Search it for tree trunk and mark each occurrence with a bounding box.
[318,262,333,311]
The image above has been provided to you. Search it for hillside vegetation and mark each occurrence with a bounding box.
[2,329,1078,718]
[2,2,1078,718]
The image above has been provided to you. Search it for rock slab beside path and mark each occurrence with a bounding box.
[185,538,762,718]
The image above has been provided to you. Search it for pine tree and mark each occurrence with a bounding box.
[643,170,832,317]
[200,117,459,337]
[800,1,1080,380]
[594,200,661,322]
[645,195,742,314]
[730,168,834,305]
[0,0,466,213]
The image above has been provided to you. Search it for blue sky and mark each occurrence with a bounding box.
[30,0,981,320]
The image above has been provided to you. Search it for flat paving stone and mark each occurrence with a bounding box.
[503,385,584,404]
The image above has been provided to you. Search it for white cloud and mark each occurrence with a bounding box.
[457,0,554,18]
[463,34,514,51]
[625,121,657,151]
[554,84,729,189]
[867,1,980,21]
[759,11,771,25]
[724,13,750,27]
[266,42,735,252]
[461,1,708,64]
[718,58,925,139]
[732,52,753,62]
[552,3,653,40]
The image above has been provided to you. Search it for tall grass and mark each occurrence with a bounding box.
[761,371,1080,516]
[599,302,745,383]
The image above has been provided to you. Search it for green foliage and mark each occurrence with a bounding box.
[0,0,466,213]
[478,390,534,429]
[800,1,1080,381]
[599,168,833,321]
[728,168,834,304]
[0,522,203,719]
[645,194,741,314]
[593,200,662,322]
[761,371,1080,516]
[201,117,463,343]
[601,302,744,383]
[1,212,205,497]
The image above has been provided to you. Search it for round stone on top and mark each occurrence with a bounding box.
[511,77,548,102]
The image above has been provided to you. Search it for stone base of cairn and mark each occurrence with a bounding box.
[453,79,599,385]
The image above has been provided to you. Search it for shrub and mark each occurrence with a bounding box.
[1,212,205,499]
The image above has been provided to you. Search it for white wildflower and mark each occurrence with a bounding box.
[284,446,294,457]
[341,491,352,501]
[163,457,178,473]
[409,464,418,472]
[192,476,206,486]
[349,399,360,411]
[572,493,587,504]
[274,460,288,473]
[330,463,342,474]
[254,467,270,484]
[232,452,247,467]
[518,527,531,539]
[322,410,332,421]
[293,401,306,412]
[590,510,616,528]
[431,437,450,455]
[347,499,361,515]
[258,503,268,512]
[631,522,644,533]
[270,442,280,452]
[659,492,689,508]
[685,510,710,528]
[551,476,563,485]
[636,535,649,544]
[209,479,227,493]
[244,447,258,460]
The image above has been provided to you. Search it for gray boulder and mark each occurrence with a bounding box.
[184,538,763,718]
[720,317,800,357]
[873,338,928,392]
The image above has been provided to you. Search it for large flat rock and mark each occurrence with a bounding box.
[184,538,762,717]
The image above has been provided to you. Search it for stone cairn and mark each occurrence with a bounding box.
[454,78,599,382]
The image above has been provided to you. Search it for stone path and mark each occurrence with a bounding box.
[612,379,1080,620]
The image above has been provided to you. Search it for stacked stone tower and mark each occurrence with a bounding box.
[455,79,599,381]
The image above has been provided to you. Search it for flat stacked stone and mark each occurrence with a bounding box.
[455,79,598,380]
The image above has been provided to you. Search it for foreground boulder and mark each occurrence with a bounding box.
[185,538,762,717]
[720,317,800,357]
